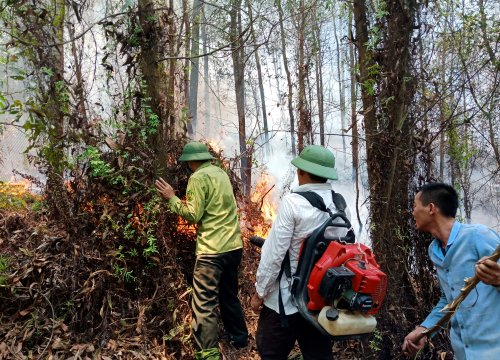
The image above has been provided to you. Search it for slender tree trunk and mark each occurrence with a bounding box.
[188,0,202,136]
[47,0,71,222]
[246,0,269,153]
[273,50,282,96]
[333,9,346,158]
[348,9,362,229]
[297,0,308,152]
[17,0,73,229]
[183,0,193,135]
[229,0,251,196]
[201,5,210,135]
[29,0,71,229]
[276,0,296,156]
[315,25,325,146]
[439,44,446,180]
[168,0,180,138]
[68,24,88,129]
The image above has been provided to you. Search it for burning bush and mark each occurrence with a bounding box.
[0,137,271,359]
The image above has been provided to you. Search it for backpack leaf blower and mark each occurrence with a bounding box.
[250,192,387,340]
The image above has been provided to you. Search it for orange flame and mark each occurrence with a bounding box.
[129,202,144,229]
[206,140,222,154]
[249,172,277,238]
[2,179,32,191]
[0,179,41,210]
[0,179,38,199]
[176,216,197,236]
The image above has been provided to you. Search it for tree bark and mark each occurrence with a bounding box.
[138,0,178,172]
[229,0,251,196]
[297,0,308,153]
[276,0,296,156]
[247,0,269,154]
[314,27,325,146]
[188,0,202,135]
[354,0,421,356]
[201,5,210,135]
[348,8,362,229]
[333,8,346,158]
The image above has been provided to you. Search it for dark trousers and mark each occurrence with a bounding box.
[191,248,248,349]
[256,305,334,360]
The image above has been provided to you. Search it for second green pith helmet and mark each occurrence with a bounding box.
[291,145,338,180]
[178,141,215,162]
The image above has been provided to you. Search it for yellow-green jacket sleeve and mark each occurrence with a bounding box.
[167,176,205,224]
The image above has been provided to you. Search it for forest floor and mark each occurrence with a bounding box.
[0,182,375,360]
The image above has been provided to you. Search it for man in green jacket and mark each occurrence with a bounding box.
[155,142,248,360]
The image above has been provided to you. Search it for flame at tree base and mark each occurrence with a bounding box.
[242,172,278,240]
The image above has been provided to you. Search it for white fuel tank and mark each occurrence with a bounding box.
[318,306,377,336]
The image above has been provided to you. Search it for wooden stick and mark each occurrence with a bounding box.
[414,243,500,341]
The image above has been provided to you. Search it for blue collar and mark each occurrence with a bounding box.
[434,220,460,258]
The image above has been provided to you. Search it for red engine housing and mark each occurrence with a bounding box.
[307,242,387,315]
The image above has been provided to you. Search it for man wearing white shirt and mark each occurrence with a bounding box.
[251,145,350,360]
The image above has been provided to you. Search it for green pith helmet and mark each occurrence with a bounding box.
[291,144,338,180]
[178,141,214,162]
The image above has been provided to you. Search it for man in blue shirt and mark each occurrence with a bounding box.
[402,183,500,359]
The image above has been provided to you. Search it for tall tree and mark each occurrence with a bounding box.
[188,0,202,135]
[313,22,325,146]
[348,8,362,229]
[276,0,296,156]
[353,0,424,356]
[246,0,270,154]
[138,0,178,171]
[229,0,251,196]
[333,6,347,158]
[296,0,309,152]
[201,5,211,134]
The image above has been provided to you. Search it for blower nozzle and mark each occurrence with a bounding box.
[249,235,265,248]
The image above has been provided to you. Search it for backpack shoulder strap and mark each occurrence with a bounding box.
[331,191,347,213]
[294,190,354,244]
[294,190,347,214]
[294,191,328,212]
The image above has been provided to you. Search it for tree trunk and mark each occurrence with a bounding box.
[438,44,446,181]
[182,0,193,135]
[333,8,346,158]
[297,0,308,153]
[68,24,89,129]
[354,0,422,357]
[168,0,180,139]
[188,0,202,136]
[201,5,211,135]
[348,8,362,229]
[247,0,269,154]
[276,0,296,156]
[138,0,177,172]
[315,38,325,146]
[45,0,72,228]
[229,0,251,196]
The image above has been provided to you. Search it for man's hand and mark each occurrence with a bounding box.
[402,326,427,357]
[476,258,500,286]
[251,292,263,313]
[155,177,175,200]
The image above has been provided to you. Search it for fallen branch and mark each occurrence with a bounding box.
[258,184,275,212]
[417,243,500,341]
